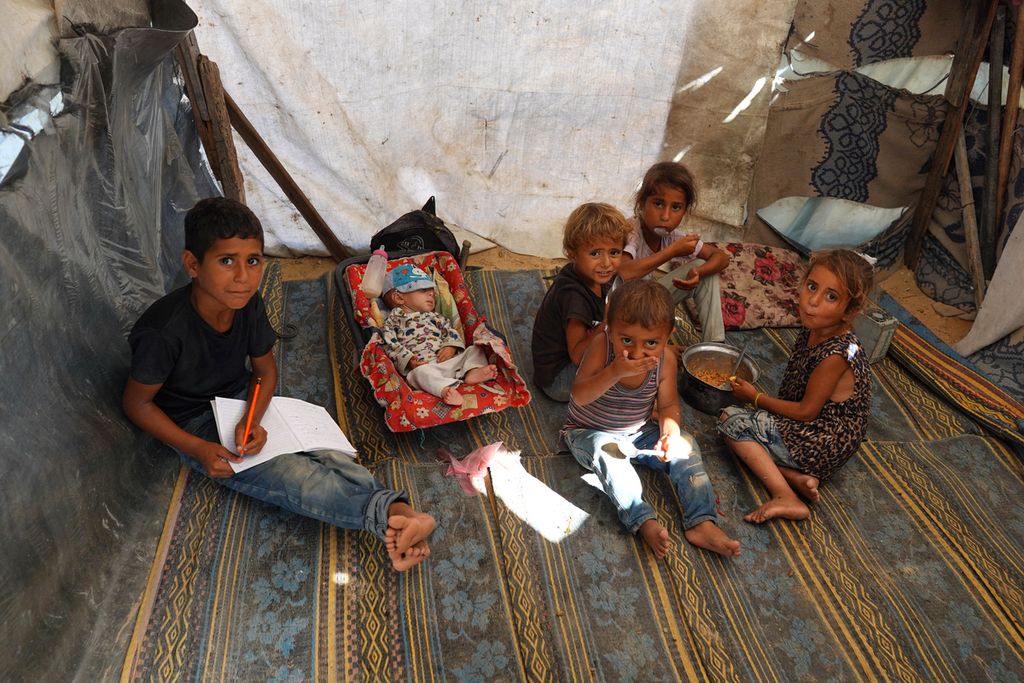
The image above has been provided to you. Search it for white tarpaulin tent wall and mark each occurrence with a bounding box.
[187,0,797,257]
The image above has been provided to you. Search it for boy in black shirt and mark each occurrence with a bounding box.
[531,203,633,401]
[123,198,434,571]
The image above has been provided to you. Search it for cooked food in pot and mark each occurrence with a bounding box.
[691,368,731,388]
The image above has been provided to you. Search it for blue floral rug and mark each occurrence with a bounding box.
[124,266,1024,681]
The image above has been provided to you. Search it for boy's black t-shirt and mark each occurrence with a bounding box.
[530,263,610,388]
[128,284,277,425]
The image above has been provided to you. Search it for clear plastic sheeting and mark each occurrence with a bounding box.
[0,87,64,186]
[0,0,218,678]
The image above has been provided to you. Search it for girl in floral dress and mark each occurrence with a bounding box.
[719,249,873,523]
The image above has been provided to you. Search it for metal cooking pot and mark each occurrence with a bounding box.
[679,342,760,416]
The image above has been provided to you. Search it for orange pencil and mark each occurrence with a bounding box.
[240,377,262,455]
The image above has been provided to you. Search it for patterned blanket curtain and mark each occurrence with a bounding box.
[790,0,964,69]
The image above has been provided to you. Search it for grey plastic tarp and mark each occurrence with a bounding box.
[0,1,217,678]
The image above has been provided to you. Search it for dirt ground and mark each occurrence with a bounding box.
[275,247,557,280]
[878,266,972,347]
[276,250,971,347]
[277,256,340,281]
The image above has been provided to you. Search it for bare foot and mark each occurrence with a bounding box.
[389,541,431,571]
[684,520,741,557]
[464,364,497,385]
[743,496,809,524]
[441,385,463,406]
[386,511,437,554]
[638,519,671,559]
[781,468,820,502]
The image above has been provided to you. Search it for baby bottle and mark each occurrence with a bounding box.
[360,246,388,298]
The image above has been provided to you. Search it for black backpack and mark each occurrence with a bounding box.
[370,197,461,260]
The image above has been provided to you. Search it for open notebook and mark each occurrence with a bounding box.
[211,396,357,473]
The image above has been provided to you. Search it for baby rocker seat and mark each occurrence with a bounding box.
[336,250,531,432]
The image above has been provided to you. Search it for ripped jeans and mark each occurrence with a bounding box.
[563,421,719,534]
[175,405,407,541]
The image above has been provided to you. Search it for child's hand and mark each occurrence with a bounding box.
[672,268,701,290]
[611,349,658,380]
[731,377,758,403]
[195,440,243,478]
[437,347,458,363]
[657,433,692,461]
[234,421,268,456]
[671,233,701,257]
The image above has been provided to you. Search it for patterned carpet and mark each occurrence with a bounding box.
[123,265,1024,681]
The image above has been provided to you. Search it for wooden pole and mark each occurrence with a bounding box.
[904,0,1000,269]
[175,35,220,178]
[996,5,1024,243]
[197,56,246,204]
[981,6,1005,279]
[954,130,988,309]
[224,92,350,260]
[175,33,245,204]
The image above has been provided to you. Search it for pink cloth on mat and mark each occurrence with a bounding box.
[437,442,509,495]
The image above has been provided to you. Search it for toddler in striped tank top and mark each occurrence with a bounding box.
[562,280,740,559]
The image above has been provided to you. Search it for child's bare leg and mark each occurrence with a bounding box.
[638,519,671,559]
[441,385,463,406]
[724,437,808,523]
[463,364,497,385]
[779,467,820,502]
[684,520,741,557]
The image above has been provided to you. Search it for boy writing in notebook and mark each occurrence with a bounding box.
[122,197,434,571]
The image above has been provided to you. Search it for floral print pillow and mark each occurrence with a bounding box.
[687,243,807,330]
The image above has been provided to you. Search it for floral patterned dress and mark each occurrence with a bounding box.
[775,329,871,481]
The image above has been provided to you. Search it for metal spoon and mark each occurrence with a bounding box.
[720,341,750,390]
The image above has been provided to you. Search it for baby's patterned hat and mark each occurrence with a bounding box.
[384,263,434,293]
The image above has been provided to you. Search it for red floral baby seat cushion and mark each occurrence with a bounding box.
[344,251,531,432]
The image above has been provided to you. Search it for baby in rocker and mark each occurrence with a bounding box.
[380,263,497,406]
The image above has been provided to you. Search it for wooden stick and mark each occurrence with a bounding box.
[904,0,1000,269]
[981,6,1005,279]
[997,5,1024,241]
[224,92,350,259]
[954,129,987,309]
[178,33,210,122]
[174,36,219,174]
[198,56,246,204]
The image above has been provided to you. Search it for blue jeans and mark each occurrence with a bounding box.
[563,421,718,533]
[177,407,407,541]
[718,406,800,470]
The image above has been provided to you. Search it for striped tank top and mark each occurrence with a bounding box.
[562,337,662,435]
